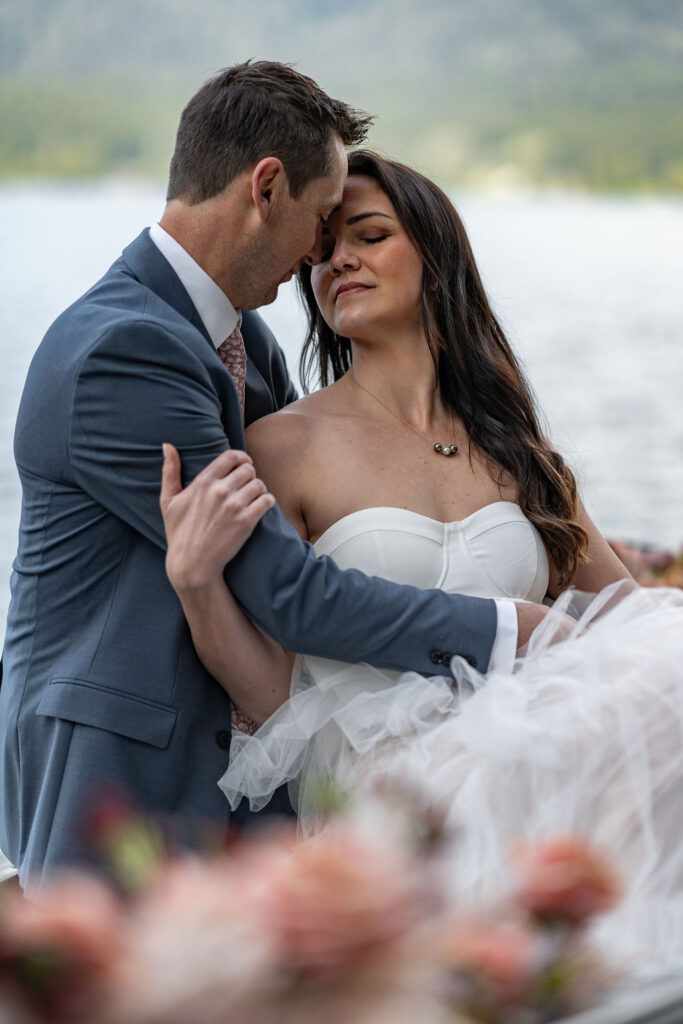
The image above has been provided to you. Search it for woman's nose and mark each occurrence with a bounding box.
[330,240,361,273]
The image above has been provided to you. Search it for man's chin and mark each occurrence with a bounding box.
[242,284,279,310]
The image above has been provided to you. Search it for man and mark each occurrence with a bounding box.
[0,62,546,887]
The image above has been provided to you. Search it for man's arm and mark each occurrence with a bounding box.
[160,444,295,721]
[71,320,498,674]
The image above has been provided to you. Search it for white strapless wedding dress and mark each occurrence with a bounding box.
[220,502,683,976]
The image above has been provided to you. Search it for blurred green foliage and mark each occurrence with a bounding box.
[0,80,179,178]
[0,0,681,190]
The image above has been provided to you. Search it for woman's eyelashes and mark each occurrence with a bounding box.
[321,233,390,262]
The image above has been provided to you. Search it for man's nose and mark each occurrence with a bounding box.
[301,223,326,267]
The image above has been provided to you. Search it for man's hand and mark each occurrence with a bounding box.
[159,443,275,594]
[514,601,551,650]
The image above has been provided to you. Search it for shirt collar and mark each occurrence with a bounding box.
[149,223,240,348]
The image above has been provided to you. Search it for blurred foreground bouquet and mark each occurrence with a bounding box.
[609,539,683,588]
[0,782,621,1024]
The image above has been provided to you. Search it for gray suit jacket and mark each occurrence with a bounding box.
[0,229,497,886]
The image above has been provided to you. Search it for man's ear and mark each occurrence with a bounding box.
[250,157,287,223]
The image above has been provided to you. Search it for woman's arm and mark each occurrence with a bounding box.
[547,498,634,598]
[160,443,295,723]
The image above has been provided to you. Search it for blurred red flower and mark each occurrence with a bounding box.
[513,836,620,924]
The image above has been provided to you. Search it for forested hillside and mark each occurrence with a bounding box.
[1,0,681,189]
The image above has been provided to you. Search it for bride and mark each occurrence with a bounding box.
[161,151,683,975]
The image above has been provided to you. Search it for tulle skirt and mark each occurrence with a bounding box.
[220,582,683,976]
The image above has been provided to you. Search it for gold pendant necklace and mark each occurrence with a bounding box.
[350,373,459,457]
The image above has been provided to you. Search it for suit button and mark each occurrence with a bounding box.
[462,654,476,668]
[440,651,453,665]
[216,730,231,750]
[430,649,443,665]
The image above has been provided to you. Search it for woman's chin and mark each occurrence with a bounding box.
[332,309,381,340]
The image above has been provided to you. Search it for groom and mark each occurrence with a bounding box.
[0,62,544,887]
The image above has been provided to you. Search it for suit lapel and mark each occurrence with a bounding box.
[119,230,282,436]
[120,229,249,446]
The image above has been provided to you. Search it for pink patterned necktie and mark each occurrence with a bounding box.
[217,316,259,737]
[217,318,247,413]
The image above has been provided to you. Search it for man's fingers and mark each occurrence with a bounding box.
[160,443,183,511]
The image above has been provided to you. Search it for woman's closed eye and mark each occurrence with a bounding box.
[321,233,389,261]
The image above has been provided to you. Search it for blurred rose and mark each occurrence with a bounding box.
[113,850,281,1024]
[608,540,680,588]
[514,836,620,924]
[265,827,427,979]
[0,875,123,1021]
[440,918,537,1007]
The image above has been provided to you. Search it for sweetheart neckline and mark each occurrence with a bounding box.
[312,501,525,550]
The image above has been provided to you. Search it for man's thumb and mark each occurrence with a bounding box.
[160,443,182,508]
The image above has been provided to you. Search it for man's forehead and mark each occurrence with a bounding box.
[328,138,348,189]
[304,140,346,205]
[318,177,345,211]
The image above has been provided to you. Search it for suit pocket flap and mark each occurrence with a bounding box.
[36,678,178,749]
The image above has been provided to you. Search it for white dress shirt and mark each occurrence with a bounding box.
[148,224,518,672]
[488,599,518,671]
[149,222,239,347]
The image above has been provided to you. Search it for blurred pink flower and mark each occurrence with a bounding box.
[440,917,537,1006]
[114,851,280,1024]
[513,836,621,924]
[265,827,427,979]
[0,875,124,1021]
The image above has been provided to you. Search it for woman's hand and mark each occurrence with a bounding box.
[159,443,275,594]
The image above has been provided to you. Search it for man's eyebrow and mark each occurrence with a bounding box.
[346,211,394,226]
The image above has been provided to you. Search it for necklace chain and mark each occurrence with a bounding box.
[350,373,459,457]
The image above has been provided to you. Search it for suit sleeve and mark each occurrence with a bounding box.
[70,320,497,674]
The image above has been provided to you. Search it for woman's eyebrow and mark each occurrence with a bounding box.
[346,211,394,226]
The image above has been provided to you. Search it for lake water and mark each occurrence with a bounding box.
[1,182,682,645]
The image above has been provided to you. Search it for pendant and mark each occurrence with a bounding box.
[433,443,458,456]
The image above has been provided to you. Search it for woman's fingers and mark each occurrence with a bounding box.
[159,443,183,513]
[236,489,276,525]
[196,447,252,484]
[215,461,257,498]
[160,445,253,519]
[160,441,275,593]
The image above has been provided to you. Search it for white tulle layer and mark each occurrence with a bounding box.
[220,582,683,975]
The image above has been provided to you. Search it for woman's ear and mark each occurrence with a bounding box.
[250,157,287,223]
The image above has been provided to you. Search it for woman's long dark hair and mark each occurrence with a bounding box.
[297,150,588,584]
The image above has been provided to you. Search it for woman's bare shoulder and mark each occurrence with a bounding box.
[246,387,347,450]
[247,394,324,448]
[247,388,349,481]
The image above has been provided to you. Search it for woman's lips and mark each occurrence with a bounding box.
[335,283,371,302]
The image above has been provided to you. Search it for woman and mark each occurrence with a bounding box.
[163,152,683,974]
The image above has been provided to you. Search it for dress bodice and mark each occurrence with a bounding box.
[292,502,549,690]
[313,502,549,603]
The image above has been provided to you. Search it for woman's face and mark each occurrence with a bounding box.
[310,175,424,343]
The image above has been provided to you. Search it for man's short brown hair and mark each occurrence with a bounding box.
[167,60,372,203]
